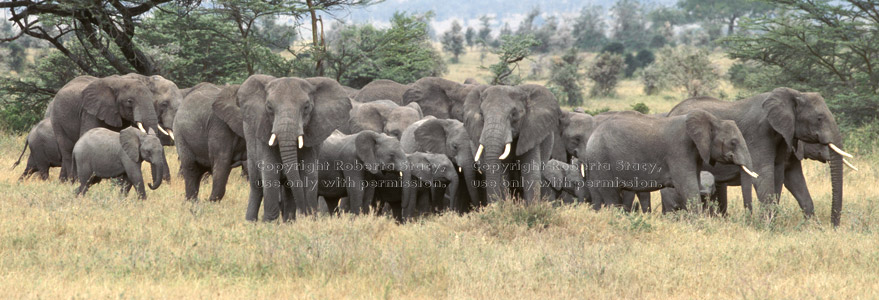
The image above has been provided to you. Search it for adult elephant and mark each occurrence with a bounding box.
[464,84,561,204]
[240,75,351,222]
[121,73,183,181]
[402,77,480,121]
[559,111,652,212]
[400,116,482,211]
[353,79,410,105]
[667,88,851,226]
[341,99,423,139]
[12,119,61,180]
[175,83,247,202]
[50,75,161,182]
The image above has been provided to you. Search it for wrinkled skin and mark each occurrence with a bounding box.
[341,85,360,98]
[667,88,848,226]
[558,111,651,211]
[401,116,482,212]
[585,110,755,210]
[50,75,160,183]
[121,73,183,181]
[240,75,352,222]
[403,77,481,121]
[353,79,410,105]
[73,127,165,199]
[542,159,588,204]
[13,119,62,181]
[342,99,423,139]
[174,83,247,202]
[464,84,561,204]
[402,152,458,220]
[318,130,411,219]
[660,171,718,212]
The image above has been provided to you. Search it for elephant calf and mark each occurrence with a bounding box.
[13,119,62,181]
[541,159,588,204]
[403,152,458,220]
[660,171,717,212]
[73,127,166,199]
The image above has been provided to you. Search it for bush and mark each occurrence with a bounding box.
[587,52,626,97]
[548,48,585,106]
[653,45,719,98]
[601,42,625,55]
[638,64,664,95]
[630,102,650,114]
[583,107,611,115]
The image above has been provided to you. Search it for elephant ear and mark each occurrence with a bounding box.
[212,85,245,137]
[119,127,143,163]
[238,75,276,143]
[349,102,385,133]
[516,84,561,156]
[305,77,353,147]
[82,79,123,127]
[685,110,714,165]
[763,87,799,151]
[355,131,381,175]
[405,102,423,118]
[463,85,489,146]
[414,119,448,154]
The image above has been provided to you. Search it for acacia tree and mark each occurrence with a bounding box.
[678,0,773,36]
[483,34,538,85]
[441,20,465,63]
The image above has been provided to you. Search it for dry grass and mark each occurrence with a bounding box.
[2,52,878,298]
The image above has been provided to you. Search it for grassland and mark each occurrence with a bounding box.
[1,49,878,299]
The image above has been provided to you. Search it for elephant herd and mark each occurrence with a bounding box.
[12,73,857,226]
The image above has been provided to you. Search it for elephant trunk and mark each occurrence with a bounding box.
[830,151,844,227]
[148,161,163,190]
[479,120,512,203]
[134,103,160,135]
[279,132,307,217]
[445,175,459,211]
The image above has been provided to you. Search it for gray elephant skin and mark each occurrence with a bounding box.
[317,130,411,219]
[341,99,423,139]
[120,73,183,181]
[585,110,755,210]
[542,159,588,204]
[73,127,165,199]
[174,83,247,202]
[401,116,482,212]
[50,75,161,182]
[660,171,718,212]
[464,84,561,204]
[13,119,62,180]
[240,75,352,222]
[403,152,458,220]
[353,79,410,105]
[403,77,481,121]
[667,87,850,226]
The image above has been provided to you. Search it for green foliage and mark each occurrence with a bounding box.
[441,20,466,63]
[601,42,625,55]
[572,5,607,51]
[653,45,719,98]
[583,107,611,116]
[630,102,650,114]
[624,49,656,78]
[638,64,664,95]
[483,34,538,85]
[587,52,626,97]
[477,15,493,47]
[464,27,475,47]
[610,0,648,50]
[549,48,585,106]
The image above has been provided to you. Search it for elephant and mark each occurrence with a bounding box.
[402,152,458,219]
[174,83,247,202]
[400,116,482,212]
[558,110,652,212]
[463,84,561,204]
[240,75,352,222]
[463,78,480,85]
[12,119,62,180]
[120,73,183,181]
[73,127,165,199]
[541,159,588,204]
[341,85,360,98]
[50,75,161,182]
[660,171,718,212]
[341,99,423,139]
[667,88,851,226]
[584,110,756,210]
[402,77,481,121]
[317,130,411,218]
[353,79,410,105]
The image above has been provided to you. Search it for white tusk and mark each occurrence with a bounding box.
[298,135,304,149]
[458,166,462,173]
[474,144,484,161]
[843,158,858,171]
[399,171,403,177]
[580,163,585,178]
[498,143,511,160]
[268,133,276,146]
[157,124,169,135]
[137,122,146,133]
[741,165,759,178]
[828,143,853,158]
[167,130,175,141]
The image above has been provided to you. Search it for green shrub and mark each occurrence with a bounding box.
[630,102,650,114]
[587,52,626,97]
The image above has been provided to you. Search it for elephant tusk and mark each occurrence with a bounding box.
[268,133,276,146]
[580,163,585,178]
[458,166,462,173]
[474,144,484,161]
[167,130,175,141]
[829,143,853,158]
[498,143,511,160]
[137,122,146,133]
[399,171,403,177]
[741,165,759,178]
[298,135,304,149]
[157,124,169,135]
[843,158,858,171]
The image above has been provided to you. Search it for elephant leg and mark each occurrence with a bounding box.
[431,186,447,213]
[325,197,340,214]
[388,200,403,223]
[520,147,543,204]
[162,155,172,182]
[209,157,234,202]
[121,177,133,196]
[621,191,636,212]
[637,192,651,213]
[593,187,622,210]
[783,158,815,218]
[245,159,265,222]
[344,172,366,215]
[181,161,207,201]
[363,185,376,214]
[281,185,295,222]
[125,167,147,200]
[716,184,729,216]
[752,165,779,209]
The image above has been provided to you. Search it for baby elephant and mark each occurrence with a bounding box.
[542,159,588,204]
[73,127,167,199]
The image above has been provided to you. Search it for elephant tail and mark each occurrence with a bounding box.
[11,138,28,169]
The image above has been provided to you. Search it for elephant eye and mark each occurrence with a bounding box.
[126,98,134,106]
[266,103,274,113]
[303,102,312,114]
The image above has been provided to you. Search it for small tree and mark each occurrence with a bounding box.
[465,27,476,48]
[587,52,626,97]
[549,48,586,106]
[638,64,664,95]
[441,20,466,63]
[483,34,538,85]
[654,45,719,97]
